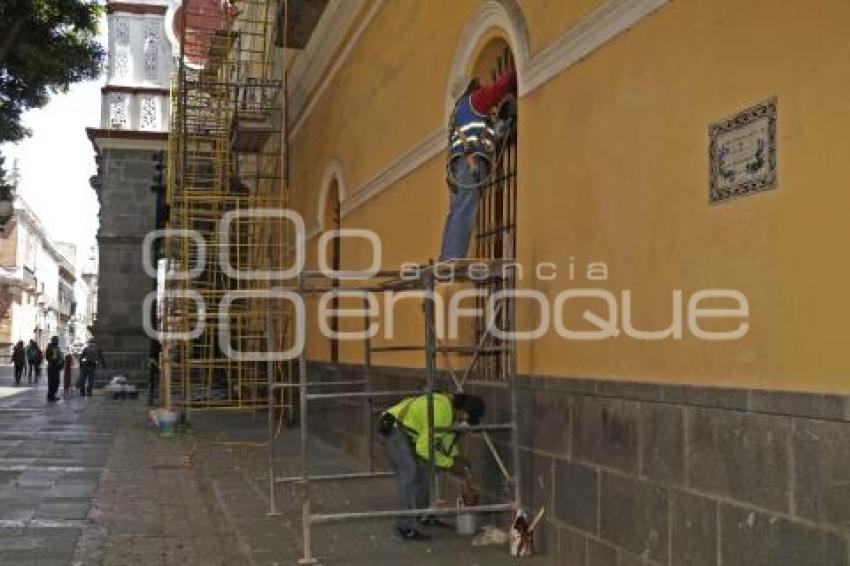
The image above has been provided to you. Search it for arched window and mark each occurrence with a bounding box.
[446,0,527,380]
[323,180,341,362]
[470,37,517,263]
[446,0,528,262]
[317,159,346,363]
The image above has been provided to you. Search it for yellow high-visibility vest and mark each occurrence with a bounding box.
[387,394,458,468]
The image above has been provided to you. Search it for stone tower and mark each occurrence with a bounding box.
[86,1,177,380]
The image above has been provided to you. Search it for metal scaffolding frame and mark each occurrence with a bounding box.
[267,260,521,565]
[159,5,520,560]
[162,0,295,415]
[264,41,519,565]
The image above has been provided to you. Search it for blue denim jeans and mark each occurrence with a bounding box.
[382,427,429,530]
[79,366,96,395]
[439,157,490,261]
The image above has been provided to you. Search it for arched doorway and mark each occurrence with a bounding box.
[469,37,517,263]
[471,37,517,381]
[322,180,341,362]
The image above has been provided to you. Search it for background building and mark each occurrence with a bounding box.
[55,242,77,347]
[86,0,176,380]
[74,250,99,347]
[0,199,92,351]
[55,242,98,349]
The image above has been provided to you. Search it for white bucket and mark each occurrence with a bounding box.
[457,511,477,535]
[456,498,477,535]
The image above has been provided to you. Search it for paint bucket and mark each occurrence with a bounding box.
[158,410,177,437]
[456,498,478,535]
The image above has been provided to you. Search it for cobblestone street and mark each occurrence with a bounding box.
[0,365,122,564]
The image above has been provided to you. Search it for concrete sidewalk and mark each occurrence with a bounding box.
[74,407,550,565]
[155,410,549,565]
[1,367,552,565]
[71,408,245,565]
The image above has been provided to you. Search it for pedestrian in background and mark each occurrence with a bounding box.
[148,339,161,406]
[79,338,105,397]
[11,341,25,386]
[25,340,35,384]
[27,341,42,384]
[44,336,63,402]
[63,353,74,399]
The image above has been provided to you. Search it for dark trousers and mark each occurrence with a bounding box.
[47,367,60,400]
[13,363,24,385]
[79,366,95,396]
[382,427,430,530]
[29,363,41,383]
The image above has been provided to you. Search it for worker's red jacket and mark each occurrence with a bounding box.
[470,69,517,115]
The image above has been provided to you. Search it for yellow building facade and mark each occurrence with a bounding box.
[289,0,850,394]
[280,1,850,562]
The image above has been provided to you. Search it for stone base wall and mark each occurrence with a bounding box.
[93,147,159,383]
[307,361,850,566]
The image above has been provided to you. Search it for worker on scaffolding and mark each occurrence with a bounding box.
[379,392,485,541]
[439,67,516,261]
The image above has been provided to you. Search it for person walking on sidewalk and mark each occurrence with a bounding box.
[44,336,63,402]
[378,392,485,541]
[27,340,42,384]
[25,340,35,383]
[63,353,74,399]
[79,338,105,397]
[11,341,25,385]
[439,68,516,261]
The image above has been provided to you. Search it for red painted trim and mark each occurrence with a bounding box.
[106,2,168,15]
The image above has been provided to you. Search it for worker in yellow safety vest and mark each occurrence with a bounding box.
[379,392,485,541]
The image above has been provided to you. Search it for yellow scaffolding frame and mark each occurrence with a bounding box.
[163,0,294,416]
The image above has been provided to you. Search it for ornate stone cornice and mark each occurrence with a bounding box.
[86,128,167,155]
[102,85,170,96]
[521,0,667,95]
[288,0,384,141]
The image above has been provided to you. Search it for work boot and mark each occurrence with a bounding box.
[419,515,452,529]
[395,526,430,541]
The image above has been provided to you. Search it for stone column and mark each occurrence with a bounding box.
[90,148,158,382]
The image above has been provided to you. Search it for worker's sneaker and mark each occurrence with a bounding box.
[395,527,431,541]
[419,516,452,529]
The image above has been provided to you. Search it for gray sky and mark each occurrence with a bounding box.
[1,79,101,264]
